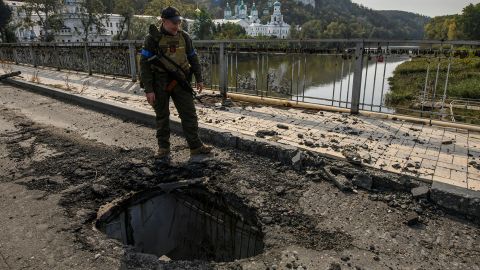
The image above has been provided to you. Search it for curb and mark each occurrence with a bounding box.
[4,78,480,219]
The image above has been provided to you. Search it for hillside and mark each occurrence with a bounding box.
[114,0,431,39]
[207,0,430,39]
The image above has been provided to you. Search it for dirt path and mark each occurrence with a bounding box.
[0,83,479,270]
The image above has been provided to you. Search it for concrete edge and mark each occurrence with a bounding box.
[431,181,480,218]
[4,78,480,218]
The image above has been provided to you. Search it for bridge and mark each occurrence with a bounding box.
[1,39,480,215]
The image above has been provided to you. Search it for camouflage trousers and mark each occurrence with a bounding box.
[152,82,203,150]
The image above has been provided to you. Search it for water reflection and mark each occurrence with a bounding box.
[221,53,408,113]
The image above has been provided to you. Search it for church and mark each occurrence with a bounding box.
[213,0,290,39]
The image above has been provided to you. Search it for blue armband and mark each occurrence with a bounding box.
[141,49,154,58]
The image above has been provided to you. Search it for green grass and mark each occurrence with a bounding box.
[386,57,480,106]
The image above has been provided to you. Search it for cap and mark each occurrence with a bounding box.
[161,6,183,23]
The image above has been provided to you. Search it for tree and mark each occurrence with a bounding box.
[22,0,63,41]
[288,23,300,39]
[192,9,214,40]
[0,0,12,42]
[447,20,458,40]
[144,0,195,19]
[424,16,463,40]
[300,20,324,39]
[129,16,158,40]
[114,0,135,40]
[462,3,480,40]
[76,0,108,42]
[323,21,349,38]
[213,22,247,39]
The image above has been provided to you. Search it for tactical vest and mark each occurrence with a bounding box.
[155,32,191,75]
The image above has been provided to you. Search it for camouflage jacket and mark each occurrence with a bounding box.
[139,25,203,93]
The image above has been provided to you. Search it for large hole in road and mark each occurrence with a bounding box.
[96,186,264,262]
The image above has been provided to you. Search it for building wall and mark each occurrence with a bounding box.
[6,1,44,41]
[6,0,125,43]
[221,1,290,39]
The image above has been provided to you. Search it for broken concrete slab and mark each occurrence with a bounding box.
[292,151,303,170]
[352,173,373,190]
[411,186,430,199]
[323,166,353,192]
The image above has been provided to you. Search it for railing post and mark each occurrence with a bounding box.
[0,46,4,61]
[13,45,18,64]
[84,42,92,75]
[351,41,364,114]
[53,43,61,71]
[219,42,227,99]
[128,42,137,82]
[30,43,37,67]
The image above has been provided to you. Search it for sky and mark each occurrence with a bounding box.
[350,0,480,17]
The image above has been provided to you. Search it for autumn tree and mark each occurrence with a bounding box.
[22,0,63,41]
[213,22,247,39]
[114,0,134,40]
[192,9,214,40]
[299,20,323,39]
[76,0,108,42]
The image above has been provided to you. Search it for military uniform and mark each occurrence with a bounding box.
[139,18,205,153]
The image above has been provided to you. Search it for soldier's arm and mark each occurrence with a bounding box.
[183,31,203,83]
[139,34,158,93]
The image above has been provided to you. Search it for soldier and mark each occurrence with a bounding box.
[140,6,212,160]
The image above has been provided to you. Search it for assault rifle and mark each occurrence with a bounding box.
[146,53,203,104]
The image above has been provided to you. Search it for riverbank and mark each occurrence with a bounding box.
[386,56,480,106]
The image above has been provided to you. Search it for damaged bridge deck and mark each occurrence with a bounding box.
[3,64,479,193]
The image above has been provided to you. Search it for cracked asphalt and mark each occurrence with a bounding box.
[0,83,479,270]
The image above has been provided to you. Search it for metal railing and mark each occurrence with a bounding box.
[1,39,480,124]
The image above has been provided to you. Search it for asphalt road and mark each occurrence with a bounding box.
[1,83,479,270]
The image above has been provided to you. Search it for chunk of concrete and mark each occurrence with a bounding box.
[411,186,430,199]
[352,173,373,190]
[292,151,303,170]
[323,166,352,192]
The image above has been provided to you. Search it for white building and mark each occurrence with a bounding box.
[5,1,44,41]
[56,0,124,43]
[215,0,290,39]
[6,0,125,43]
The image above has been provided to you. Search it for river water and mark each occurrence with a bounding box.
[218,53,409,113]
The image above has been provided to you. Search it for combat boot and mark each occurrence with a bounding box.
[190,145,213,156]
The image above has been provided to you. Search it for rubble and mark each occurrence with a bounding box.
[411,186,430,199]
[323,166,353,192]
[255,130,279,138]
[277,124,289,130]
[352,173,373,190]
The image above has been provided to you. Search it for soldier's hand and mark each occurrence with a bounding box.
[196,82,204,94]
[146,92,156,106]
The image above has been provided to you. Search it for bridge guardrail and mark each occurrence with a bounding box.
[1,39,479,125]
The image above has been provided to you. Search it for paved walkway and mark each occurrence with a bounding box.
[2,64,480,192]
